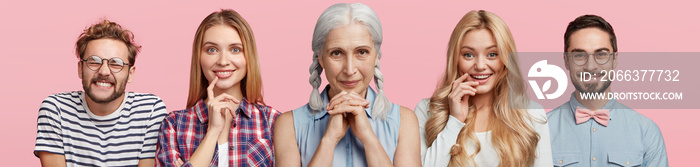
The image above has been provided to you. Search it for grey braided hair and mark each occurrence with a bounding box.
[308,3,391,119]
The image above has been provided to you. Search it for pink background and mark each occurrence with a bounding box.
[2,0,697,166]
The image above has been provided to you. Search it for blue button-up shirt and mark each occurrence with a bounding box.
[547,93,668,167]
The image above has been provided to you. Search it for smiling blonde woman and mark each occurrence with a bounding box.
[415,10,553,167]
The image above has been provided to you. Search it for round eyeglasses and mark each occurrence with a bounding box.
[81,55,132,73]
[567,52,615,66]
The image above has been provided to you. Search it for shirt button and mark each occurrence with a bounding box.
[626,161,630,165]
[230,145,235,150]
[558,160,563,164]
[592,156,597,161]
[592,128,597,132]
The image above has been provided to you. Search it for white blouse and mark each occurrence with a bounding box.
[414,98,553,167]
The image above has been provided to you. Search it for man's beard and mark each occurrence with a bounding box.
[574,80,611,94]
[82,75,127,104]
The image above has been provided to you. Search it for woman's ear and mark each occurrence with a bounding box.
[375,55,379,66]
[318,53,325,69]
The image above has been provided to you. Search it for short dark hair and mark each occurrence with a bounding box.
[76,20,141,65]
[564,15,617,52]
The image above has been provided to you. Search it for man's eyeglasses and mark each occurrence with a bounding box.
[567,52,615,66]
[80,55,132,73]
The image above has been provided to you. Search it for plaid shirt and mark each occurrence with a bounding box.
[156,98,280,167]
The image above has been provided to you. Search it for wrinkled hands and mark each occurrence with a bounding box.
[324,91,373,143]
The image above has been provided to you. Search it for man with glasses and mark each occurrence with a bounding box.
[546,15,668,167]
[33,20,167,166]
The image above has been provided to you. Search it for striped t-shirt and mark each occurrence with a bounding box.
[34,91,167,166]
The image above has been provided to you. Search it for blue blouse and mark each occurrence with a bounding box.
[292,85,400,167]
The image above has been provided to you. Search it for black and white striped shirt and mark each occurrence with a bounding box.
[34,91,167,166]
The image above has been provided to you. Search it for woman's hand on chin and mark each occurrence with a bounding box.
[205,76,240,134]
[327,91,375,143]
[448,73,479,122]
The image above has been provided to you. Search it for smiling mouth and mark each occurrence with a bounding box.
[470,74,492,84]
[472,74,490,79]
[214,70,235,78]
[340,80,360,87]
[94,81,113,88]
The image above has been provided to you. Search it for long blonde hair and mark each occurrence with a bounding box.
[424,10,539,167]
[186,9,264,108]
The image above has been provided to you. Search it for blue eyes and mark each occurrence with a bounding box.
[462,52,498,58]
[205,47,242,54]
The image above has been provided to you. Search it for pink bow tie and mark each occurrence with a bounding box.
[575,106,610,126]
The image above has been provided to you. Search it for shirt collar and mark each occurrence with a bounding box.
[313,85,376,120]
[194,97,252,124]
[568,92,618,120]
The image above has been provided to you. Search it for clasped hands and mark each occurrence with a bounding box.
[323,91,376,144]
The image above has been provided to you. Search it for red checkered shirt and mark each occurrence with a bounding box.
[156,98,280,167]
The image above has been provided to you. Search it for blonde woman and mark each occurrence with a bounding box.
[415,10,553,167]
